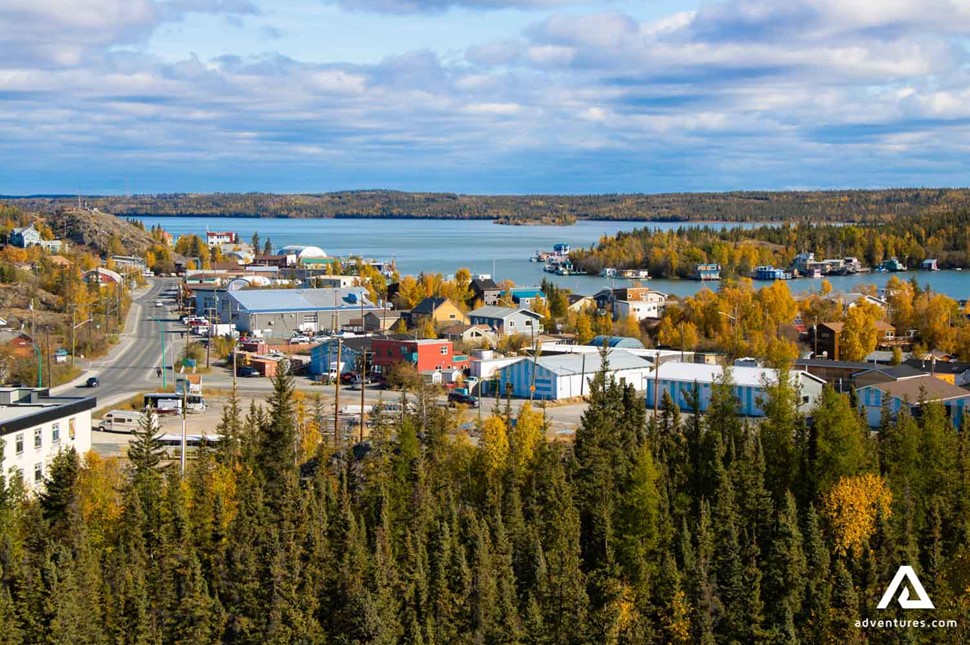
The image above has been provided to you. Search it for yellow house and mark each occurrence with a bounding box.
[410,297,469,328]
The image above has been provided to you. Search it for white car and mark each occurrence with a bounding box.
[289,336,311,344]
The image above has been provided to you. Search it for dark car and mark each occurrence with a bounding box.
[237,366,260,378]
[339,372,358,385]
[447,392,478,408]
[86,376,100,388]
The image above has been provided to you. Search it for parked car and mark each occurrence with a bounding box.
[86,376,100,388]
[237,366,260,378]
[339,372,358,385]
[289,336,311,344]
[447,392,478,408]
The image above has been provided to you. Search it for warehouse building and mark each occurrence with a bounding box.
[643,362,825,417]
[496,350,654,400]
[223,287,381,337]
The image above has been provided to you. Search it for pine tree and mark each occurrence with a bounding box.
[258,361,298,508]
[764,493,806,639]
[688,501,719,645]
[39,446,80,540]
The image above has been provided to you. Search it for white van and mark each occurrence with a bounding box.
[97,410,146,433]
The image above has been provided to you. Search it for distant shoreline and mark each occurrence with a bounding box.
[4,188,968,223]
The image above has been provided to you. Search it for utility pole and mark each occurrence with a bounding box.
[45,329,52,388]
[333,339,342,446]
[180,386,187,476]
[359,346,367,444]
[71,306,76,368]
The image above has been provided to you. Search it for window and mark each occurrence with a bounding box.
[509,320,515,328]
[52,423,60,444]
[15,434,23,455]
[68,418,76,440]
[34,428,42,449]
[33,463,42,483]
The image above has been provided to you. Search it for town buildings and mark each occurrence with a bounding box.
[370,337,469,377]
[468,306,542,336]
[643,362,825,417]
[409,297,469,329]
[0,387,95,492]
[857,376,970,428]
[470,278,502,306]
[222,287,381,336]
[497,350,654,400]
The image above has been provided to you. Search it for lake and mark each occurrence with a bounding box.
[135,216,970,300]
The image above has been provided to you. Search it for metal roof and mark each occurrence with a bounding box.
[469,306,539,320]
[860,376,970,402]
[531,350,652,377]
[655,362,824,388]
[589,335,645,349]
[227,287,376,313]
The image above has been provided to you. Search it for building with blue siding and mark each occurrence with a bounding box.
[644,362,824,417]
[857,376,970,428]
[496,350,653,400]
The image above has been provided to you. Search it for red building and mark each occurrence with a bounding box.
[371,338,468,375]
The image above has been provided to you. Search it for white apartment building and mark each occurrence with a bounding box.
[0,388,95,492]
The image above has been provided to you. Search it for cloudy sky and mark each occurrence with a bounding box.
[2,0,969,194]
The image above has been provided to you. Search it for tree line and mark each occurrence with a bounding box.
[1,357,969,642]
[571,210,970,277]
[6,188,970,222]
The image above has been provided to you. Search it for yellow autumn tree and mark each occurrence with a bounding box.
[480,415,510,476]
[617,315,642,341]
[76,452,124,548]
[839,301,882,361]
[574,310,594,344]
[510,402,543,476]
[822,473,893,556]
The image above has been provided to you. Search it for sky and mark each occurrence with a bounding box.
[2,0,970,195]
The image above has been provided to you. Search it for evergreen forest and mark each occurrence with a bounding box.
[1,359,969,643]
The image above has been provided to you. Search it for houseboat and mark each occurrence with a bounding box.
[619,269,650,280]
[600,267,618,278]
[753,266,793,280]
[880,257,907,272]
[921,258,940,271]
[692,263,722,280]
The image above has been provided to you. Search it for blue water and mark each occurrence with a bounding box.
[135,216,970,300]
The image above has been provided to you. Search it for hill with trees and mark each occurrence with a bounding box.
[5,188,970,222]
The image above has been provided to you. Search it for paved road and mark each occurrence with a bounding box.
[53,277,183,410]
[54,277,587,456]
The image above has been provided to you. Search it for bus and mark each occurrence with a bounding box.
[154,433,222,459]
[143,393,207,414]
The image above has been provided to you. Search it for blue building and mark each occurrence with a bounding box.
[501,288,546,308]
[497,350,653,400]
[753,266,793,280]
[644,362,824,417]
[588,335,645,350]
[309,336,378,377]
[857,376,970,428]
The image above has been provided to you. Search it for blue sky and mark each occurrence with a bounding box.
[2,0,970,195]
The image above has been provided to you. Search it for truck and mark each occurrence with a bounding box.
[209,323,238,338]
[339,404,374,416]
[97,410,146,433]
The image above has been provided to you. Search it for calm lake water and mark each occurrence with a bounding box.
[136,216,970,300]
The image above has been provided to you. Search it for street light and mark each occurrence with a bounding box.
[70,310,93,367]
[718,306,740,357]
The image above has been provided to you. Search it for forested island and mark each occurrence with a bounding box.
[571,210,970,278]
[4,187,970,222]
